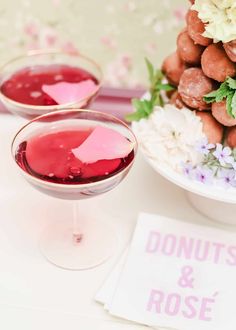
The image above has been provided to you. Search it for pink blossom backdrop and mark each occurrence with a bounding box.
[0,0,187,88]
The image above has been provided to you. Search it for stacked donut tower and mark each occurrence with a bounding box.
[162,0,236,147]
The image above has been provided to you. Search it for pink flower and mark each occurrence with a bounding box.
[44,31,58,47]
[121,55,132,70]
[105,54,133,87]
[61,41,79,55]
[173,7,187,22]
[24,22,39,38]
[100,36,117,50]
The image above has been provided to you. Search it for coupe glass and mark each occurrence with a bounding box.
[11,109,137,270]
[0,49,102,119]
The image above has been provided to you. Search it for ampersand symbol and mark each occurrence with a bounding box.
[178,265,194,288]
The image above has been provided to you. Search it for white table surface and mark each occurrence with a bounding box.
[0,113,234,329]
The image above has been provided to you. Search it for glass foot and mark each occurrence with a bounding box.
[40,217,117,270]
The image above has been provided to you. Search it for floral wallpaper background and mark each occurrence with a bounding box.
[0,0,187,88]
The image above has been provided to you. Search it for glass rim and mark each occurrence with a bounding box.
[0,48,103,111]
[11,108,138,189]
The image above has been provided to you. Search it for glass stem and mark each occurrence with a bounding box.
[72,201,83,244]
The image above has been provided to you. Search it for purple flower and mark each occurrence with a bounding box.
[195,166,213,185]
[231,161,236,171]
[182,162,193,177]
[195,138,214,155]
[213,144,234,166]
[217,169,236,188]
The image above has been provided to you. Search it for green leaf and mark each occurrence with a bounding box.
[125,98,153,122]
[203,90,218,103]
[145,58,154,84]
[125,111,146,122]
[132,98,143,111]
[215,81,230,102]
[203,80,233,105]
[226,91,235,118]
[159,93,164,107]
[206,79,236,119]
[205,90,218,98]
[204,98,217,104]
[154,69,164,82]
[142,99,152,115]
[231,91,236,118]
[128,59,176,122]
[152,92,163,107]
[226,77,236,90]
[155,83,175,91]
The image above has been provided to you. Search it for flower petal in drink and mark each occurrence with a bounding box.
[72,126,134,164]
[42,80,97,104]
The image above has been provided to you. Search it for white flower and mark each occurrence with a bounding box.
[132,104,206,172]
[192,0,236,42]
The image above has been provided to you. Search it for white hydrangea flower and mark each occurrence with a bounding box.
[132,104,205,172]
[192,0,236,42]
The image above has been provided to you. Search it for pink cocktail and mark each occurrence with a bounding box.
[0,50,102,118]
[1,64,98,106]
[16,129,134,186]
[12,109,137,270]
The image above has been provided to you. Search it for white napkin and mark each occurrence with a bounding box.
[96,212,236,330]
[95,249,128,310]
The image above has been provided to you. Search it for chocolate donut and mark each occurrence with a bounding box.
[212,101,236,127]
[177,29,204,65]
[196,111,223,144]
[178,68,215,110]
[186,10,212,46]
[161,51,188,86]
[201,43,236,82]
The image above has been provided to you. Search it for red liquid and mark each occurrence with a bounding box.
[1,64,98,106]
[15,129,134,184]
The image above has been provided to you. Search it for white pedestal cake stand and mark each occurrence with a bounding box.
[142,152,236,225]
